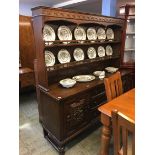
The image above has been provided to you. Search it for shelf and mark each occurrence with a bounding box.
[125,49,135,51]
[127,16,135,20]
[44,40,121,48]
[46,55,120,71]
[126,32,135,35]
[46,69,132,101]
[123,61,135,66]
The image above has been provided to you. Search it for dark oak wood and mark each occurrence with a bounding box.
[112,110,135,155]
[98,88,135,155]
[19,15,36,69]
[19,67,35,88]
[104,71,123,102]
[19,15,36,89]
[31,6,135,154]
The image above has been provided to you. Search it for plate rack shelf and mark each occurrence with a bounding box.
[46,55,120,72]
[44,39,121,47]
[32,6,133,155]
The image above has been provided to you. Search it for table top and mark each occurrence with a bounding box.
[98,88,135,121]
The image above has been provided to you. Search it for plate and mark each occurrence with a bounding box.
[57,26,72,44]
[87,47,96,59]
[105,67,118,73]
[58,49,71,64]
[72,75,95,82]
[106,28,114,40]
[73,48,84,61]
[74,26,86,43]
[97,28,106,40]
[43,25,56,45]
[45,51,55,66]
[97,46,105,57]
[106,45,113,56]
[93,71,105,76]
[87,27,97,41]
[59,78,76,88]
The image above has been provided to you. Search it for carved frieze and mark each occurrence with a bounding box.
[32,7,124,25]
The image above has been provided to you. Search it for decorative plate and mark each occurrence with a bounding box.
[72,75,95,82]
[97,46,105,57]
[105,67,118,73]
[106,45,113,56]
[43,25,56,45]
[74,26,86,43]
[57,26,72,44]
[87,27,97,41]
[45,50,55,66]
[87,47,96,59]
[93,71,103,76]
[73,48,84,61]
[59,78,76,88]
[58,49,71,64]
[97,28,106,40]
[106,28,114,40]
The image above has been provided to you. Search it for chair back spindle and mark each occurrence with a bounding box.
[104,72,123,102]
[112,110,135,155]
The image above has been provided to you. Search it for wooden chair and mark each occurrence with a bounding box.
[104,71,123,102]
[112,110,135,155]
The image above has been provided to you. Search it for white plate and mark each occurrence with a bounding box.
[93,71,104,76]
[87,27,97,41]
[57,26,72,44]
[45,51,55,66]
[73,48,84,61]
[74,26,86,43]
[72,75,95,82]
[97,28,106,40]
[106,28,114,40]
[43,25,56,45]
[106,45,113,56]
[59,78,76,88]
[87,47,96,59]
[58,49,71,64]
[97,46,105,57]
[105,67,118,73]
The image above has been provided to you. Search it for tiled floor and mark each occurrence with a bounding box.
[19,92,113,155]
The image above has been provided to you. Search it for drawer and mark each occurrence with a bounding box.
[89,85,104,97]
[90,109,100,119]
[89,92,106,109]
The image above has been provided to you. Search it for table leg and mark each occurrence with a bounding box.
[100,115,112,155]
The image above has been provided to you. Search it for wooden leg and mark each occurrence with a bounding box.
[43,128,65,155]
[58,146,65,155]
[100,115,112,155]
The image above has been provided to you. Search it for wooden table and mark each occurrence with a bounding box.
[98,88,135,155]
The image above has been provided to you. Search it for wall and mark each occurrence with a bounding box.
[19,4,33,16]
[62,0,102,14]
[19,0,135,16]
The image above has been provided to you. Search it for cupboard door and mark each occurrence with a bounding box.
[123,18,135,64]
[64,95,89,137]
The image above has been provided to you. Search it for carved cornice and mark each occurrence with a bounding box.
[32,6,124,25]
